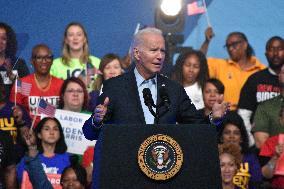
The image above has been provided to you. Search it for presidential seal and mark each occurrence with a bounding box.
[137,134,183,181]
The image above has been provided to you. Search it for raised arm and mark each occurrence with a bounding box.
[83,97,110,141]
[23,129,53,189]
[200,27,214,55]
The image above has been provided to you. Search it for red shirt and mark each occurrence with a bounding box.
[10,74,63,126]
[260,135,284,188]
[82,146,95,168]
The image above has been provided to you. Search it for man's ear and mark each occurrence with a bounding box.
[133,47,140,61]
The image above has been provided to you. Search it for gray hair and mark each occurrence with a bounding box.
[130,27,163,61]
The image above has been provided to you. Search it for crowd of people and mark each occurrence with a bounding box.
[0,21,283,189]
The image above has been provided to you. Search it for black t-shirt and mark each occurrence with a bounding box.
[0,130,16,188]
[238,68,280,120]
[0,57,29,100]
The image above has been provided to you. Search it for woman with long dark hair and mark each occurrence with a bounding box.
[17,117,70,187]
[171,49,209,110]
[0,22,29,99]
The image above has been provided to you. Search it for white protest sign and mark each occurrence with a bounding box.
[42,109,96,155]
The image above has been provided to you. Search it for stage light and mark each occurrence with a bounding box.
[155,0,189,76]
[155,0,185,34]
[160,0,182,16]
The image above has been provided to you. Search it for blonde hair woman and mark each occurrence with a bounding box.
[50,22,100,85]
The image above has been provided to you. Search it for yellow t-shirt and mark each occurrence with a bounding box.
[207,56,266,110]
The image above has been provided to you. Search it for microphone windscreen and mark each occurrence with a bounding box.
[142,88,154,106]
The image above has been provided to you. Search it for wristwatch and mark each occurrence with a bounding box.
[267,161,275,170]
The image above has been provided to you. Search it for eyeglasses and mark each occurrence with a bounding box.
[33,55,53,62]
[224,40,243,49]
[65,89,84,94]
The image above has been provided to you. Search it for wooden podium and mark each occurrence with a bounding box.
[93,124,222,189]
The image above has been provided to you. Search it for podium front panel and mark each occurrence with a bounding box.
[97,124,221,189]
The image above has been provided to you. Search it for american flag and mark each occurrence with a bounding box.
[86,62,95,76]
[38,99,56,117]
[16,79,32,96]
[86,62,102,76]
[187,0,206,16]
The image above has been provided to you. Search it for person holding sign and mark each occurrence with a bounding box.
[58,77,92,164]
[59,77,90,113]
[17,117,70,188]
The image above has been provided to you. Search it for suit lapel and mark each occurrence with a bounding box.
[157,75,170,123]
[157,74,165,107]
[125,71,146,124]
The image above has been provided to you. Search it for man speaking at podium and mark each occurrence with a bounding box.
[82,27,228,188]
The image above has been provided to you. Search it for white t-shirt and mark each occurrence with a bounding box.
[184,82,204,110]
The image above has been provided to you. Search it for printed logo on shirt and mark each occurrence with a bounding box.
[42,163,59,174]
[256,84,280,102]
[29,96,60,116]
[233,162,251,189]
[66,68,82,79]
[0,117,17,143]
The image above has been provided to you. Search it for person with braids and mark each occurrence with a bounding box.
[200,28,266,110]
[171,49,209,110]
[0,22,29,100]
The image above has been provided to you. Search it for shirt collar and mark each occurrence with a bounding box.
[227,56,263,70]
[268,67,277,75]
[134,68,157,87]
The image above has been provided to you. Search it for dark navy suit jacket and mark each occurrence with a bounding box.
[82,70,209,189]
[83,70,208,141]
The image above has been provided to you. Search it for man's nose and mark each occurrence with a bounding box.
[157,50,164,60]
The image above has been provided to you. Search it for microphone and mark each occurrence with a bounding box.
[142,88,155,107]
[159,84,170,109]
[142,88,157,118]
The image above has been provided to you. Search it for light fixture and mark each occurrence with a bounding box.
[155,0,185,34]
[160,0,182,16]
